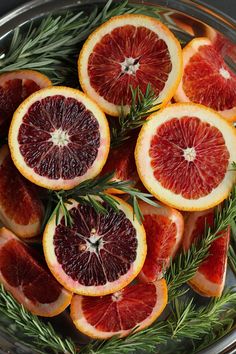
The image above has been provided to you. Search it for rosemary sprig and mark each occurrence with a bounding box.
[111,84,160,148]
[0,284,77,354]
[82,289,236,354]
[166,185,236,300]
[229,219,236,275]
[0,0,161,85]
[42,173,159,227]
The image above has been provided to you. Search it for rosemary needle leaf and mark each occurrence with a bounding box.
[0,285,77,354]
[111,84,160,148]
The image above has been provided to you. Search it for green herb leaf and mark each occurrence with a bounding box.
[111,84,160,148]
[0,284,77,354]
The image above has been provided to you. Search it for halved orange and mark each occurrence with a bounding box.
[8,86,110,190]
[138,201,184,282]
[70,279,167,339]
[0,227,72,316]
[78,14,182,116]
[174,37,236,121]
[0,145,44,238]
[43,196,146,296]
[183,209,229,297]
[0,70,51,137]
[135,103,236,211]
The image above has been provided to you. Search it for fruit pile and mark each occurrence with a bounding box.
[0,11,236,342]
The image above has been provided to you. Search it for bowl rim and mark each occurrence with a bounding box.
[0,0,235,353]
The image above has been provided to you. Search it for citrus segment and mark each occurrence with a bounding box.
[0,227,72,316]
[174,37,236,121]
[8,86,110,190]
[0,145,44,238]
[43,196,146,296]
[135,103,236,211]
[101,141,139,194]
[70,279,167,339]
[183,210,229,297]
[138,202,184,282]
[78,14,182,116]
[0,70,51,137]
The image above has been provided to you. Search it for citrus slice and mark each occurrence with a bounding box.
[0,145,44,238]
[183,210,229,297]
[0,227,72,316]
[174,37,236,121]
[70,279,167,339]
[0,70,51,137]
[138,201,184,282]
[8,86,110,190]
[101,141,139,194]
[78,14,182,116]
[135,103,236,211]
[43,196,146,296]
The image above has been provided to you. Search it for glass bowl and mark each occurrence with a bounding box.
[0,1,235,353]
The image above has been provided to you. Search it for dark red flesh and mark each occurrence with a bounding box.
[0,152,43,225]
[54,204,137,286]
[82,282,156,331]
[88,25,172,105]
[0,79,40,138]
[188,211,229,284]
[0,239,61,303]
[149,116,229,199]
[183,44,236,111]
[141,214,177,281]
[101,141,139,184]
[18,95,100,180]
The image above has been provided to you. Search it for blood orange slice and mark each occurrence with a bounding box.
[8,86,110,190]
[43,196,146,296]
[138,202,184,282]
[0,145,44,238]
[101,141,139,194]
[0,70,51,137]
[70,279,167,339]
[183,210,230,297]
[174,37,236,121]
[0,227,72,316]
[78,14,182,116]
[135,103,236,211]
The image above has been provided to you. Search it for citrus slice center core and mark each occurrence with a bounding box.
[219,67,231,80]
[50,128,70,146]
[183,147,196,162]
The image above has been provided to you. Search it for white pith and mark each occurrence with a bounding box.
[50,128,70,146]
[219,67,230,79]
[79,15,182,116]
[43,196,147,296]
[183,147,196,162]
[135,103,236,211]
[174,37,236,121]
[112,291,123,302]
[120,57,140,75]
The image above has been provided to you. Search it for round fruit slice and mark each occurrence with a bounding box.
[101,141,139,194]
[138,201,184,282]
[135,103,236,211]
[43,196,146,296]
[78,14,182,116]
[8,86,110,190]
[70,279,167,339]
[0,227,72,316]
[183,209,229,297]
[174,37,236,121]
[0,145,44,238]
[0,70,51,137]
